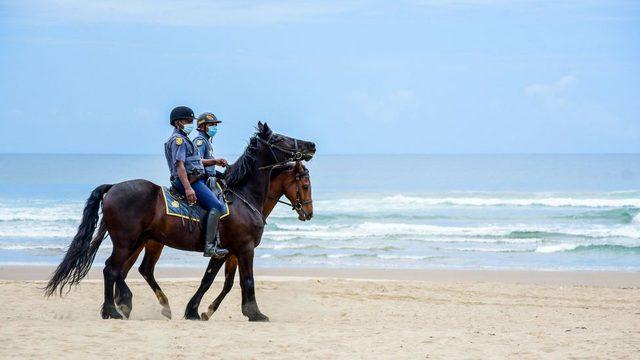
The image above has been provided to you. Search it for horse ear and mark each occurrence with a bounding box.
[263,122,271,134]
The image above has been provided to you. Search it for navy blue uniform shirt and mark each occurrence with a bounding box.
[164,128,204,179]
[193,130,217,177]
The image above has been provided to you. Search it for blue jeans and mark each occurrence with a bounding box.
[173,179,226,213]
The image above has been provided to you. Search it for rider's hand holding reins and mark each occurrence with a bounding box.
[202,158,228,167]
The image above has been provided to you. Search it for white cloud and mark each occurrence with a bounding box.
[351,89,417,123]
[524,75,576,96]
[14,0,357,27]
[524,75,576,107]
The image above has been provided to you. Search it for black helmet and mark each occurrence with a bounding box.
[169,106,195,126]
[197,112,221,127]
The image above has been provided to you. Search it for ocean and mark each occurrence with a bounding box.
[0,154,639,271]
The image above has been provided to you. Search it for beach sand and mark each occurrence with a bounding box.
[1,266,639,359]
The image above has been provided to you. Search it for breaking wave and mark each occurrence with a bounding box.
[315,193,640,212]
[266,222,640,241]
[535,244,640,254]
[2,189,639,270]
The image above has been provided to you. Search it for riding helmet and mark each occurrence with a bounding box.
[197,112,222,127]
[169,106,195,126]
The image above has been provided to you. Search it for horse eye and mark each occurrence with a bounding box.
[302,185,309,191]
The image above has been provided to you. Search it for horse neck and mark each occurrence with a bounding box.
[263,175,286,218]
[234,149,273,210]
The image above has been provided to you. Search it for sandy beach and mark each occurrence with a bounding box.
[0,266,638,359]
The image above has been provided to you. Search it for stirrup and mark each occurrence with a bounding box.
[203,234,228,258]
[204,245,228,258]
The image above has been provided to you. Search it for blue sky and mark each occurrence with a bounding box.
[1,0,638,154]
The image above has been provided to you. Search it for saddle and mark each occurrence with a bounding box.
[161,179,230,222]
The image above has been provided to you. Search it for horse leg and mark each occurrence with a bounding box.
[238,249,269,322]
[184,256,226,320]
[115,245,142,303]
[101,237,140,319]
[115,276,133,319]
[102,256,123,319]
[201,255,237,320]
[138,241,172,319]
[114,244,144,319]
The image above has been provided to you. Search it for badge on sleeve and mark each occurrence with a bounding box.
[196,139,203,146]
[175,137,183,145]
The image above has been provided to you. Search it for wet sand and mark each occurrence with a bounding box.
[1,266,639,359]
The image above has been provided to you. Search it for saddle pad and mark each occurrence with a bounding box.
[161,182,230,222]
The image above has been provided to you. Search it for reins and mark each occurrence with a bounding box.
[224,187,266,224]
[225,161,312,223]
[224,133,312,223]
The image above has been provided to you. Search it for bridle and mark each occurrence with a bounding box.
[256,132,307,170]
[269,161,312,220]
[226,133,313,223]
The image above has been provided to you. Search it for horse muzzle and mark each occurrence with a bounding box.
[297,210,313,221]
[300,141,316,160]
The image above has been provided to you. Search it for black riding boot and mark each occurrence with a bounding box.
[203,209,229,258]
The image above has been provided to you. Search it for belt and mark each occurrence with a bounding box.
[170,172,205,184]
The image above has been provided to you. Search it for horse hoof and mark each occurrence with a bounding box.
[101,306,124,320]
[118,304,131,319]
[248,313,270,322]
[201,313,209,321]
[161,307,172,319]
[184,311,201,321]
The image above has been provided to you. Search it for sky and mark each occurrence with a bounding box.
[0,0,639,154]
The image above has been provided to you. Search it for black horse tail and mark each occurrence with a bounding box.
[44,184,113,297]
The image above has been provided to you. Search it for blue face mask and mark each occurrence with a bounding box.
[207,126,218,137]
[182,123,194,135]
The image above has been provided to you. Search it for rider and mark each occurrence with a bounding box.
[164,106,229,259]
[193,112,228,184]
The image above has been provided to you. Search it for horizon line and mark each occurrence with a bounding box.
[1,152,639,156]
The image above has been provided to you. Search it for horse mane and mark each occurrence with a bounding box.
[270,162,308,179]
[224,137,257,188]
[270,163,293,178]
[225,123,272,188]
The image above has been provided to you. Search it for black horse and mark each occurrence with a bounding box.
[45,122,315,321]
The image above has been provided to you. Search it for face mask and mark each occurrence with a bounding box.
[207,126,218,137]
[182,123,194,135]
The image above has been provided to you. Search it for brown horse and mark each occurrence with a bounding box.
[115,160,312,319]
[45,122,315,321]
[200,161,312,321]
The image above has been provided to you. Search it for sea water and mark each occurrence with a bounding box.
[0,154,638,271]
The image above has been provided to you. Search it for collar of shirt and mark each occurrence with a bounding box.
[173,127,188,137]
[197,129,212,142]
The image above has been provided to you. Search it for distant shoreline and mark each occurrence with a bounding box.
[2,265,638,287]
[2,153,640,156]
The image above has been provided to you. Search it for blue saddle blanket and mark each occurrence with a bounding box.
[161,182,230,222]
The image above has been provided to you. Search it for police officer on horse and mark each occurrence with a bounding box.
[193,112,228,182]
[164,106,229,258]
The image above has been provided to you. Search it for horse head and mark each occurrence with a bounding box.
[280,161,313,221]
[257,121,316,163]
